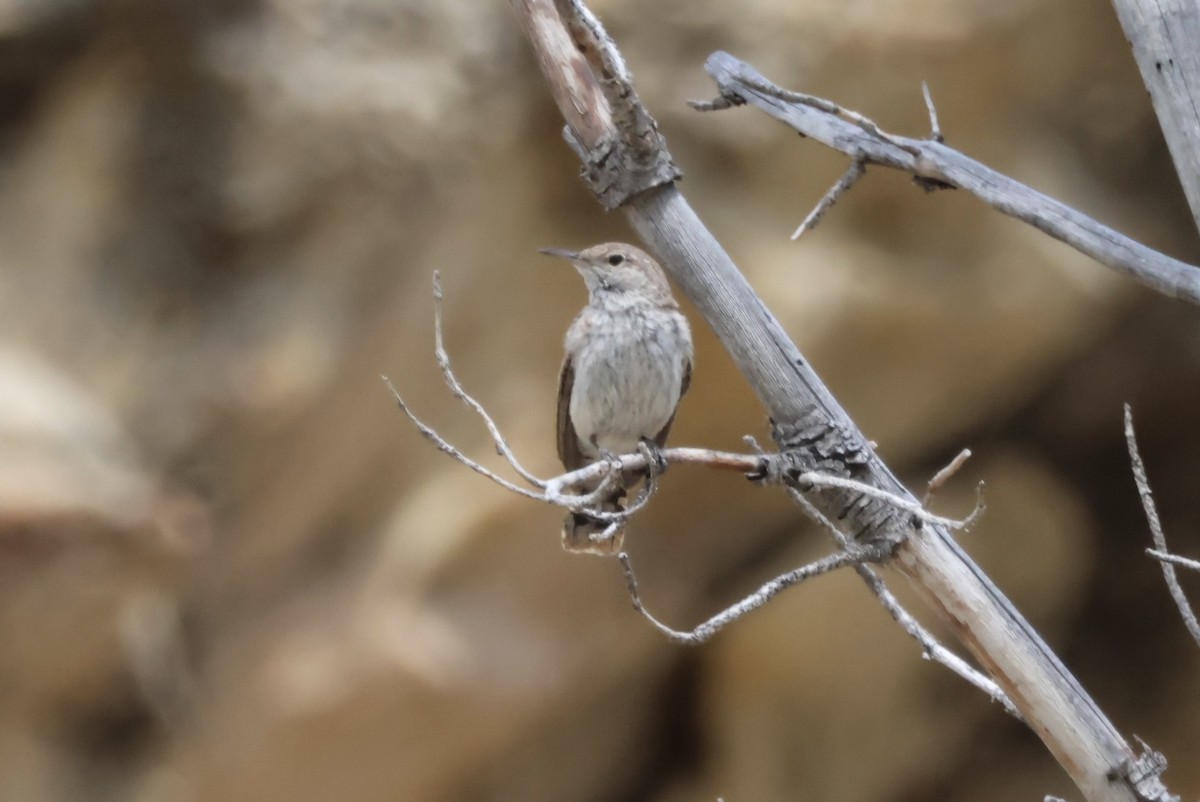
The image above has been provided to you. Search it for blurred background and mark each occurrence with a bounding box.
[0,0,1197,800]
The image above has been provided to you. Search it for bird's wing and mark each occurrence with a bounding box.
[652,356,692,448]
[556,355,588,471]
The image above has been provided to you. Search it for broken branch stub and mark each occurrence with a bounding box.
[515,0,680,208]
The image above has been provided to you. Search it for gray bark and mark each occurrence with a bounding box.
[1111,0,1200,234]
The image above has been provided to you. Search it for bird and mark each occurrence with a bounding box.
[539,242,693,554]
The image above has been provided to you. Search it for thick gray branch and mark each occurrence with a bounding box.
[1111,0,1200,233]
[511,3,1177,800]
[702,51,1200,306]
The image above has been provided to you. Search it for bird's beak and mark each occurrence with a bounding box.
[538,247,580,261]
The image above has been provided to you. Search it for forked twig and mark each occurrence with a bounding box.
[1147,549,1200,572]
[791,158,866,239]
[794,470,986,533]
[618,544,887,645]
[1125,404,1200,648]
[701,51,1200,306]
[786,486,1019,718]
[384,376,545,502]
[612,450,995,697]
[431,272,546,489]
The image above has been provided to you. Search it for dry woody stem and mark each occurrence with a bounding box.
[698,52,1200,306]
[1124,405,1200,649]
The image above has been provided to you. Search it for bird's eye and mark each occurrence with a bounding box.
[607,253,625,266]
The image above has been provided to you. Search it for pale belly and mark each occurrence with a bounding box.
[568,318,688,457]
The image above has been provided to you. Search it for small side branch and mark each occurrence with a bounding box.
[924,448,973,505]
[791,158,866,239]
[1147,549,1200,572]
[618,544,887,645]
[785,478,1019,719]
[700,51,1200,306]
[789,470,986,534]
[922,81,943,143]
[431,272,546,489]
[1124,405,1200,649]
[613,453,1003,720]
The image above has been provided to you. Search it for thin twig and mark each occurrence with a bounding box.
[1124,404,1200,649]
[618,545,882,645]
[388,381,763,516]
[545,446,764,499]
[383,376,546,502]
[924,448,973,505]
[1147,549,1200,572]
[611,446,1014,716]
[795,470,985,532]
[922,81,943,143]
[431,272,548,489]
[785,487,1019,718]
[791,158,866,239]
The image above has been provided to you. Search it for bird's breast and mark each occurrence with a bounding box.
[566,306,691,457]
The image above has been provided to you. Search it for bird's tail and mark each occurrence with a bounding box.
[562,486,627,556]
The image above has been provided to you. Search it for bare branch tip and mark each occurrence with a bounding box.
[689,94,739,112]
[921,81,943,142]
[791,157,866,240]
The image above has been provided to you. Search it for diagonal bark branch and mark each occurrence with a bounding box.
[509,1,1177,800]
[700,51,1200,306]
[1110,0,1200,233]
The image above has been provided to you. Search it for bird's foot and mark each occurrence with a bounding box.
[638,438,669,476]
[594,447,629,499]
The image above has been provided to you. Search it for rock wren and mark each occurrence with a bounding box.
[539,243,693,553]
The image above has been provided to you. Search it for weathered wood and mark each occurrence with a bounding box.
[1111,0,1200,234]
[702,50,1200,306]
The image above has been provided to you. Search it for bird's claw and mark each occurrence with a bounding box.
[638,438,668,477]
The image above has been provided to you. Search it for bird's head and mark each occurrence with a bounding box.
[539,242,674,306]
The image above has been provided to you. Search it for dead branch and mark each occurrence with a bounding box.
[615,460,986,646]
[618,544,887,645]
[628,439,1012,715]
[791,158,865,239]
[1110,0,1200,232]
[430,272,547,489]
[1124,405,1200,649]
[699,51,1200,307]
[786,484,1021,719]
[924,448,973,505]
[1147,549,1200,572]
[510,1,1177,799]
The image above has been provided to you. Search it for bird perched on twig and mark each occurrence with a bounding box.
[539,243,693,554]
